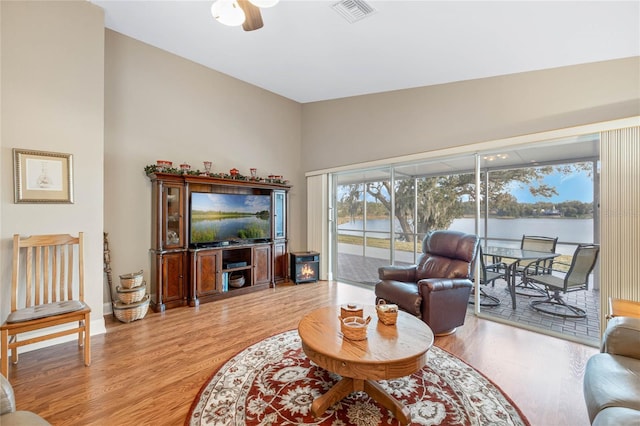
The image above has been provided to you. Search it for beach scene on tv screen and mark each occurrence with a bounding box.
[191,193,271,243]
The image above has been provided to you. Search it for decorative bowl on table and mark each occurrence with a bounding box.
[340,315,371,341]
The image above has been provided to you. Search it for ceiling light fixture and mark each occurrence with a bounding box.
[211,0,279,31]
[211,0,246,27]
[483,154,509,162]
[248,0,279,8]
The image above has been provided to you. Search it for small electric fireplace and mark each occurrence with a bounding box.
[290,251,320,284]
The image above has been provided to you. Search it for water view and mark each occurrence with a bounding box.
[338,217,594,246]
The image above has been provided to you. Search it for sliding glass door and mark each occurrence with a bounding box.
[335,168,392,285]
[330,134,601,345]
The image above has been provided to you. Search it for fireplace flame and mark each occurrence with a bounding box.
[300,263,315,278]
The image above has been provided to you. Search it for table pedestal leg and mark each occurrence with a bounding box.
[311,377,411,425]
[363,379,411,425]
[311,377,355,417]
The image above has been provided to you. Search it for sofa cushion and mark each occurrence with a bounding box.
[592,407,640,426]
[601,316,640,359]
[1,375,16,415]
[1,411,51,425]
[583,353,640,423]
[6,300,88,323]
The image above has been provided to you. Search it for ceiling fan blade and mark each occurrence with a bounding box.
[238,0,263,31]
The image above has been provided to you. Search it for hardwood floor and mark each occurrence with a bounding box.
[5,281,597,425]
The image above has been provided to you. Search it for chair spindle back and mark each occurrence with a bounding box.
[11,233,84,313]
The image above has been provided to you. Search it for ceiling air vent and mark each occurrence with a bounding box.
[332,0,376,24]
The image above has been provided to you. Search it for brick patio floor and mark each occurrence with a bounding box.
[337,252,600,346]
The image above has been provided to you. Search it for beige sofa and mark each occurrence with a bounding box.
[1,374,50,425]
[583,316,640,425]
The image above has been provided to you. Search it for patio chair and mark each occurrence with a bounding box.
[526,243,599,318]
[514,235,558,296]
[1,233,91,379]
[469,246,505,307]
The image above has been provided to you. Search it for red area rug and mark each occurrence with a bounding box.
[186,330,529,425]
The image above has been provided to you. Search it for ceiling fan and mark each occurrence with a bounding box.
[211,0,279,31]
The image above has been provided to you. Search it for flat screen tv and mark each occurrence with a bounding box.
[189,192,271,247]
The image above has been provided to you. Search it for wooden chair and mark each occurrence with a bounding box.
[1,233,91,378]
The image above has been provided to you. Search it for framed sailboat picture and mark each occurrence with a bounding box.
[13,148,74,203]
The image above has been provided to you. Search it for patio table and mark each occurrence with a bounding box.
[483,246,560,309]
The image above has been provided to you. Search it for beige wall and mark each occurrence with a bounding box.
[1,1,106,333]
[1,0,639,346]
[103,31,303,306]
[301,57,640,172]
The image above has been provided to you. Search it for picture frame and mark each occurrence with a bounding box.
[13,148,74,204]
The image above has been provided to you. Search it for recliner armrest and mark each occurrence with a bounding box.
[378,265,417,282]
[601,316,640,360]
[418,278,473,291]
[1,374,16,415]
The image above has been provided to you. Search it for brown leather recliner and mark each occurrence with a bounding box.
[375,230,479,336]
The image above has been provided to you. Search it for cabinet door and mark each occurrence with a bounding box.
[164,183,184,249]
[195,250,221,297]
[253,245,272,286]
[273,242,287,283]
[162,252,185,303]
[273,190,286,240]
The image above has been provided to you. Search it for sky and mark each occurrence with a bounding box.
[192,193,271,213]
[336,169,595,204]
[509,170,593,203]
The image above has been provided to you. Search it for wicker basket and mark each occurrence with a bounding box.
[116,283,146,304]
[340,303,363,320]
[113,295,149,323]
[119,270,144,289]
[376,299,398,326]
[340,315,371,341]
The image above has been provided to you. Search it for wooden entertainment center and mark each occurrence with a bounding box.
[147,171,289,312]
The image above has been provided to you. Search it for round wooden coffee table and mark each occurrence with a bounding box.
[297,305,434,425]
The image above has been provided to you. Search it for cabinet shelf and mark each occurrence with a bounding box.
[223,266,251,273]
